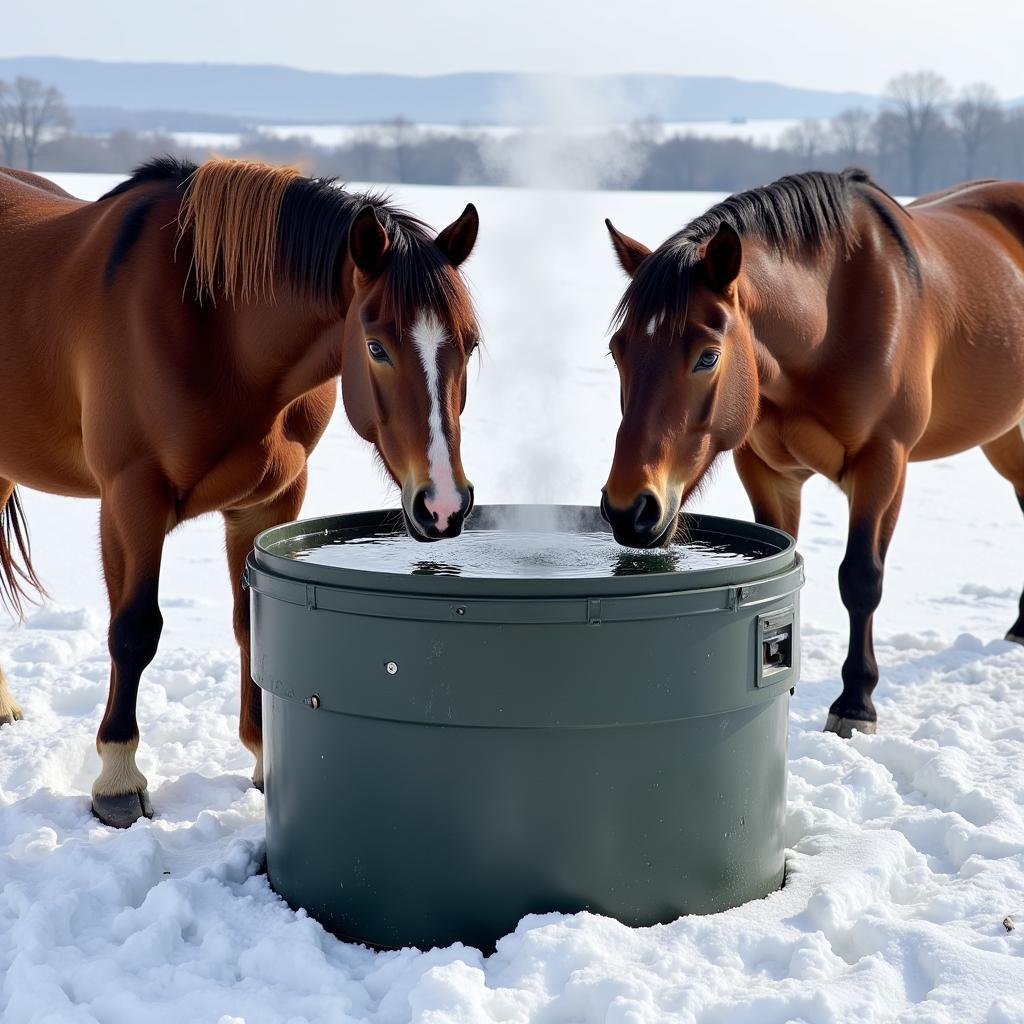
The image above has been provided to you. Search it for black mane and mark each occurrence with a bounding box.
[276,175,472,328]
[613,168,913,334]
[99,156,196,200]
[100,158,475,332]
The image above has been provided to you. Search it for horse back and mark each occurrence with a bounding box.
[900,180,1024,457]
[0,172,196,495]
[911,179,1024,250]
[0,167,77,200]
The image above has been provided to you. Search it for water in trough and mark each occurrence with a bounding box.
[267,518,772,579]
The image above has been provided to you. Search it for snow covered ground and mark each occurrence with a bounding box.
[1,173,1023,1023]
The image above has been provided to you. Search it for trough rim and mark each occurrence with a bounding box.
[250,503,800,602]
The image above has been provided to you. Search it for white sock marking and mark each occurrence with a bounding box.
[0,665,22,721]
[411,310,460,529]
[93,737,148,797]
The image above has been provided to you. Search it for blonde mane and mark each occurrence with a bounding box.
[101,156,477,334]
[178,159,301,304]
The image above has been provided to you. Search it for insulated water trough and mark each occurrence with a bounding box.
[246,505,804,950]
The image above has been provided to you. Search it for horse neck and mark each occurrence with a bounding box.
[739,240,833,383]
[224,258,355,408]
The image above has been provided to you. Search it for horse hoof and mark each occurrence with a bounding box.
[0,708,23,727]
[92,789,154,828]
[824,713,877,739]
[1004,631,1024,647]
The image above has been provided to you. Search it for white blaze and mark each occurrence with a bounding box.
[411,310,460,529]
[646,313,667,337]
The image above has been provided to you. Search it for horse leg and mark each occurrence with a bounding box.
[981,427,1024,643]
[223,469,308,791]
[0,664,22,726]
[733,444,810,539]
[0,479,24,725]
[92,473,172,827]
[826,442,908,738]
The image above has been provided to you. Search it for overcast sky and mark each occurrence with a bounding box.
[3,0,1022,98]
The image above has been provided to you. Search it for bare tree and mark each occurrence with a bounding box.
[11,76,71,170]
[884,70,952,194]
[0,80,19,166]
[830,107,874,166]
[379,117,419,182]
[951,82,1003,179]
[1003,107,1024,179]
[870,110,904,187]
[781,119,827,164]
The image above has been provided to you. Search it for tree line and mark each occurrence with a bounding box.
[778,71,1015,194]
[0,76,71,169]
[3,71,1023,195]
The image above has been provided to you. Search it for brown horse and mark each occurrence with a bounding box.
[0,157,480,826]
[602,169,1024,737]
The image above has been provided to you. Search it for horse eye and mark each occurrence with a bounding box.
[695,349,720,372]
[367,339,391,364]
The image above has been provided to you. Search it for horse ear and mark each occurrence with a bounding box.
[435,203,479,267]
[349,205,391,278]
[701,222,742,292]
[605,219,651,278]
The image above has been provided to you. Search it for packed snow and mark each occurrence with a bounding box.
[1,174,1022,1023]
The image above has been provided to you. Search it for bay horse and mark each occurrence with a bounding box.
[602,168,1024,737]
[0,157,480,826]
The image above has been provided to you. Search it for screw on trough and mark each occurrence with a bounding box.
[1004,916,1015,932]
[386,661,399,675]
[305,693,321,710]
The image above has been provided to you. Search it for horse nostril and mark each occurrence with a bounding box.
[633,492,663,535]
[412,488,437,527]
[463,484,475,518]
[600,492,612,524]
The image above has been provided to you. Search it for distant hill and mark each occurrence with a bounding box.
[68,107,255,135]
[0,56,879,126]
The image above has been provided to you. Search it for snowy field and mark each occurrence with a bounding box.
[1,172,1023,1023]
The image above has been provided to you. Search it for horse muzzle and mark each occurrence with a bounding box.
[404,482,475,542]
[600,489,676,548]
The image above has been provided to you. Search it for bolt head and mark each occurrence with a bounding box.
[386,661,398,675]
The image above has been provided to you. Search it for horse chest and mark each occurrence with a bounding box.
[247,436,309,501]
[176,387,334,518]
[749,412,846,482]
[180,433,309,518]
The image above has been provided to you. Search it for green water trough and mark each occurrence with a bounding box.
[246,504,803,951]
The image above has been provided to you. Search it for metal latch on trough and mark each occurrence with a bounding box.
[756,607,795,687]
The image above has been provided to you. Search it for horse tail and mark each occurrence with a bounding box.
[0,488,46,620]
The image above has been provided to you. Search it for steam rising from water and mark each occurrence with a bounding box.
[476,503,595,536]
[482,76,662,191]
[468,77,671,535]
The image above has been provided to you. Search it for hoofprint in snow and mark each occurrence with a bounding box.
[1,174,1022,1024]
